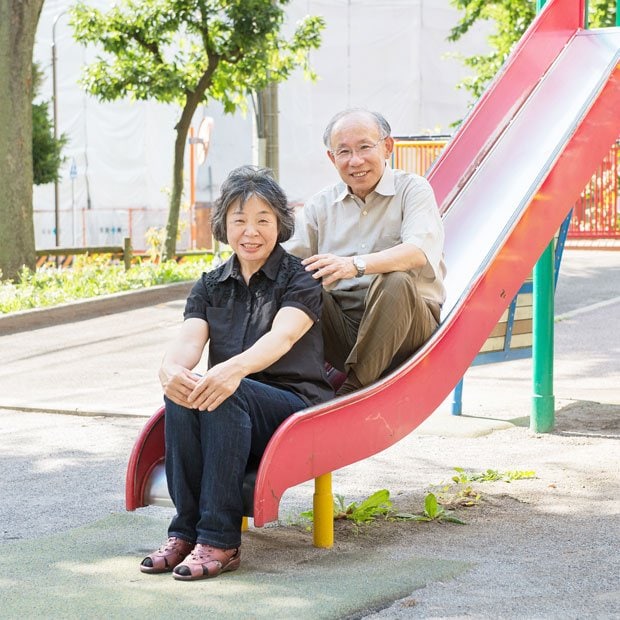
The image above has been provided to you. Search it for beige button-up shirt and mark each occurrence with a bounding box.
[284,165,447,313]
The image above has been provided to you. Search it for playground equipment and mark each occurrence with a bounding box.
[126,0,620,547]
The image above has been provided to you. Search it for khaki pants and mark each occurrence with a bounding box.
[321,272,440,387]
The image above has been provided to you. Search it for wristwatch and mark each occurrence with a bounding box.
[352,255,366,278]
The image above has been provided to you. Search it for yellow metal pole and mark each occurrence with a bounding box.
[241,516,249,532]
[313,473,334,548]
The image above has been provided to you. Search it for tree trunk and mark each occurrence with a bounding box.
[0,1,43,281]
[163,108,194,261]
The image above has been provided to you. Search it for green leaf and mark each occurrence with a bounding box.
[442,515,466,525]
[424,493,440,518]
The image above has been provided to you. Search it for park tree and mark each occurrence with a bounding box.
[0,0,45,281]
[449,0,617,100]
[71,0,325,259]
[33,63,68,185]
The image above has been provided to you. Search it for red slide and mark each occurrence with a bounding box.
[126,0,620,527]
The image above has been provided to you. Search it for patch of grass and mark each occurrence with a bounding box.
[300,489,393,525]
[0,253,223,314]
[298,467,537,531]
[394,492,466,525]
[450,467,536,484]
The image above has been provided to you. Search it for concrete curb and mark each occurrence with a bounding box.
[0,281,193,336]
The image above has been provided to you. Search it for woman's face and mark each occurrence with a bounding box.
[226,195,279,273]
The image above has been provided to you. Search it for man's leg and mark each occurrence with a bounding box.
[320,289,360,372]
[343,272,439,389]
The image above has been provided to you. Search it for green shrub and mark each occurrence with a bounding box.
[0,254,220,314]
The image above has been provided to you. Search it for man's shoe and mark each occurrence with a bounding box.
[335,371,363,396]
[172,544,241,581]
[140,536,194,574]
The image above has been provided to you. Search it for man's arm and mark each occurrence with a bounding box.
[302,242,427,286]
[187,306,314,412]
[159,317,209,407]
[282,205,319,259]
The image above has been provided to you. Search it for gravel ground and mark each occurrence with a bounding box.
[1,249,618,618]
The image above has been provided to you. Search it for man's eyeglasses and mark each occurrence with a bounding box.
[330,137,387,162]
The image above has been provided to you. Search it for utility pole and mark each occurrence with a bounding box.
[51,11,67,247]
[256,82,279,180]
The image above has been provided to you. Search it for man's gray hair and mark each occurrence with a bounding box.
[322,108,392,149]
[211,165,295,244]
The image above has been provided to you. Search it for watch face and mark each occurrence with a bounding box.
[353,256,366,277]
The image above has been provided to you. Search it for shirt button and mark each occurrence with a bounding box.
[361,243,366,249]
[362,210,368,216]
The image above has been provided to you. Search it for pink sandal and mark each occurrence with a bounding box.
[140,537,194,574]
[172,543,241,581]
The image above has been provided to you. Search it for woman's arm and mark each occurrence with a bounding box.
[187,306,313,412]
[159,317,209,407]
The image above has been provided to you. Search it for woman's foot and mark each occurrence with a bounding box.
[140,536,194,574]
[172,544,241,581]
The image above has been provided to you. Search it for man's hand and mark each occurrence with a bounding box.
[302,253,357,286]
[187,359,245,412]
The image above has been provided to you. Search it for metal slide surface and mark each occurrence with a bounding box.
[250,26,620,526]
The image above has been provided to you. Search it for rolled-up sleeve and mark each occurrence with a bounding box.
[400,178,445,280]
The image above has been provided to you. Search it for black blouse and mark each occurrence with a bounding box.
[184,244,334,406]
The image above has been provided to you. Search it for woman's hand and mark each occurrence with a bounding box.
[187,359,245,412]
[161,367,200,408]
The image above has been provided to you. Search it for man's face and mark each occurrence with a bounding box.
[327,114,394,200]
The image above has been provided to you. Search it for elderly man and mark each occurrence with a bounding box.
[285,108,446,395]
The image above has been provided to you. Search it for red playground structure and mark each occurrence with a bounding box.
[126,0,620,546]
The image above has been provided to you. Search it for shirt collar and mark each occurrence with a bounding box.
[217,244,284,283]
[373,163,396,197]
[336,163,396,203]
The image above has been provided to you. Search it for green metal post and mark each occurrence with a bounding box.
[531,243,555,432]
[530,0,555,433]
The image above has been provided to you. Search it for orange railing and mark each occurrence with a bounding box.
[394,137,620,240]
[569,140,619,238]
[392,137,449,176]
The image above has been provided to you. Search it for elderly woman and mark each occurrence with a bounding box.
[140,166,334,581]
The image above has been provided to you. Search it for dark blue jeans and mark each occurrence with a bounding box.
[164,378,305,549]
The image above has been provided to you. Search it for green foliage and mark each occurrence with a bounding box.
[70,0,325,111]
[450,467,536,484]
[70,0,325,259]
[32,64,67,185]
[0,254,216,314]
[394,493,466,525]
[300,489,393,525]
[449,0,618,101]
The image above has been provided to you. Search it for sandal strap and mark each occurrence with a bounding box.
[174,544,241,579]
[142,537,193,571]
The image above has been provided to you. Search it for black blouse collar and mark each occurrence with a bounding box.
[217,244,284,283]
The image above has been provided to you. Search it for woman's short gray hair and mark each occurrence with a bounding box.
[322,108,392,149]
[211,165,295,244]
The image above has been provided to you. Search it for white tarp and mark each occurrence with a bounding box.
[33,0,489,250]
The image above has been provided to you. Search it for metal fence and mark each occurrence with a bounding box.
[393,137,620,240]
[392,136,449,177]
[568,141,619,238]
